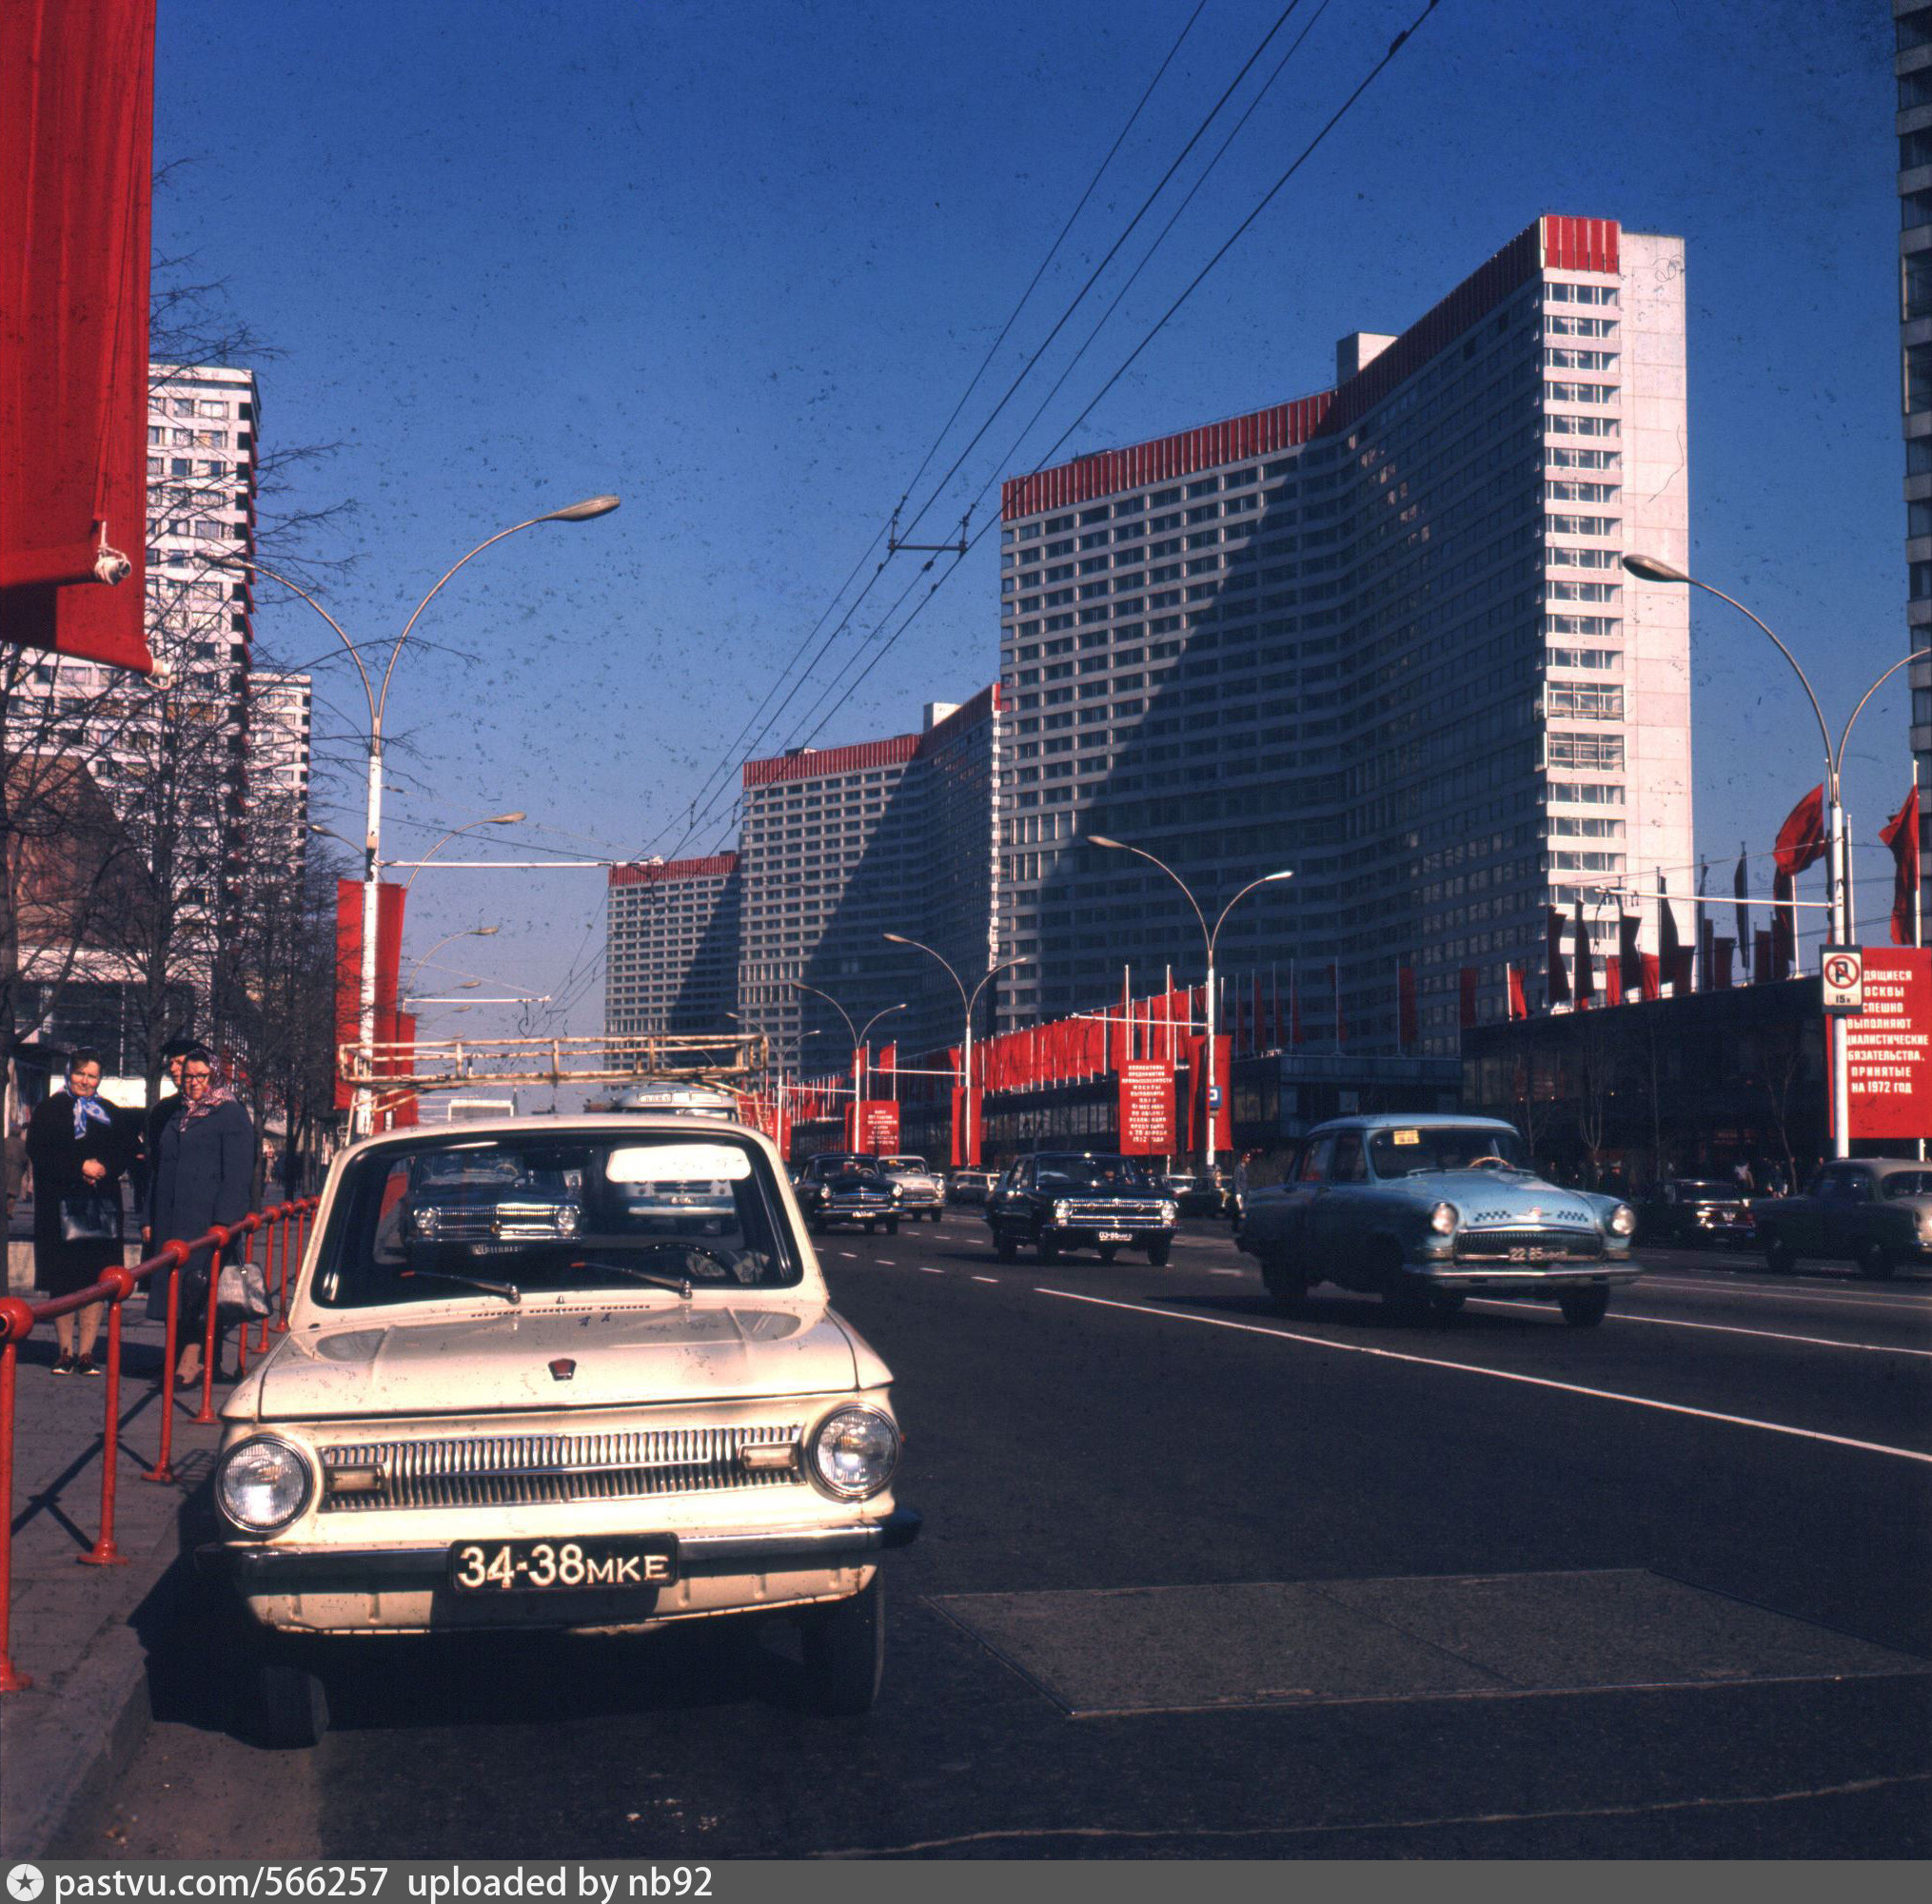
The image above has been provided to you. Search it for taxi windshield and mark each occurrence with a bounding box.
[1367,1127,1528,1178]
[1034,1154,1152,1188]
[312,1131,801,1308]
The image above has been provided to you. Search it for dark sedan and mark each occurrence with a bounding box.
[794,1151,902,1235]
[986,1151,1178,1265]
[1751,1160,1932,1280]
[1638,1179,1755,1247]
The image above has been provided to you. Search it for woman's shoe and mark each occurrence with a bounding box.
[52,1352,76,1377]
[77,1356,100,1377]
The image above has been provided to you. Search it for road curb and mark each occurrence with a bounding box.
[1,1489,199,1858]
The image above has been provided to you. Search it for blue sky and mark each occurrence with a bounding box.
[152,0,1902,1040]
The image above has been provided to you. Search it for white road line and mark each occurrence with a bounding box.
[838,1251,859,1259]
[873,1257,894,1265]
[1639,1275,1932,1314]
[972,1275,999,1285]
[1209,1267,1245,1278]
[1466,1298,1932,1359]
[1035,1287,1932,1468]
[918,1266,944,1276]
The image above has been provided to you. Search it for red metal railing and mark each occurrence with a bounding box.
[0,1196,318,1693]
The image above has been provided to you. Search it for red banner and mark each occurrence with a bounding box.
[0,0,157,672]
[1117,1061,1175,1156]
[858,1100,899,1154]
[334,880,405,1111]
[1833,949,1932,1142]
[950,1086,982,1169]
[1182,1035,1232,1154]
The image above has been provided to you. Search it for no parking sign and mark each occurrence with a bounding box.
[1821,945,1863,1016]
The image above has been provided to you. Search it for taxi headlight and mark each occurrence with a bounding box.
[215,1435,314,1534]
[1607,1203,1636,1237]
[1429,1202,1458,1236]
[809,1405,900,1500]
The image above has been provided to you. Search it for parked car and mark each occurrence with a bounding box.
[794,1151,903,1234]
[1750,1159,1932,1280]
[986,1151,1179,1265]
[199,1117,919,1746]
[1174,1165,1236,1219]
[875,1154,944,1222]
[945,1168,997,1207]
[393,1152,582,1255]
[1638,1179,1755,1247]
[1235,1114,1639,1326]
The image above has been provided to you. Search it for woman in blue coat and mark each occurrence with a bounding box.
[145,1048,255,1386]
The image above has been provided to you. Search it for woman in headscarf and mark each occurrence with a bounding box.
[145,1046,255,1387]
[26,1050,136,1376]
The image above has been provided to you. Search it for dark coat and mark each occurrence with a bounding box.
[26,1091,136,1298]
[145,1097,255,1324]
[138,1090,183,1229]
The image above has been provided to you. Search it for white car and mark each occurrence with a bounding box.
[200,1117,919,1745]
[876,1154,944,1222]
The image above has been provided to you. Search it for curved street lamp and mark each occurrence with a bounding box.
[1089,838,1293,1170]
[1623,552,1922,1158]
[881,933,1030,1168]
[400,814,527,893]
[402,925,500,1001]
[787,981,904,1148]
[222,495,619,1134]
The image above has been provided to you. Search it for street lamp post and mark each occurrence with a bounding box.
[226,497,617,1137]
[787,982,903,1150]
[402,925,499,1002]
[1623,554,1925,1160]
[1089,839,1293,1172]
[881,934,1030,1168]
[400,815,527,892]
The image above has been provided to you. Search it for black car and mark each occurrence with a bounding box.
[1638,1179,1755,1247]
[794,1151,902,1235]
[986,1151,1179,1265]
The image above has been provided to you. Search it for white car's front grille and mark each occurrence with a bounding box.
[318,1423,804,1512]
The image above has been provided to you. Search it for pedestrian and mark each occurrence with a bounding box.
[138,1034,196,1246]
[145,1047,255,1388]
[5,1113,27,1223]
[26,1050,136,1376]
[1733,1158,1755,1195]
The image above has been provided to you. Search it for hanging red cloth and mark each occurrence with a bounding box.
[1882,784,1921,947]
[1774,786,1826,878]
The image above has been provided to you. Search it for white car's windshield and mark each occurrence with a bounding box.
[1367,1126,1528,1178]
[313,1132,801,1308]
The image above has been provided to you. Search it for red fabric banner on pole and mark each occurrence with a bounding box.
[333,880,406,1111]
[1883,784,1922,947]
[1506,965,1528,1021]
[1774,786,1827,878]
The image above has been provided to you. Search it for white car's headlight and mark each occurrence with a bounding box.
[1429,1202,1458,1235]
[216,1435,314,1534]
[810,1405,901,1500]
[1607,1204,1636,1237]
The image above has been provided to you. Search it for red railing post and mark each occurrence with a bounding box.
[188,1227,229,1426]
[0,1302,35,1691]
[141,1242,188,1485]
[78,1269,138,1568]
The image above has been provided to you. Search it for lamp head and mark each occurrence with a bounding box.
[1088,834,1125,852]
[473,926,501,936]
[883,932,911,946]
[1622,552,1692,584]
[488,811,526,825]
[540,495,621,523]
[1264,869,1295,883]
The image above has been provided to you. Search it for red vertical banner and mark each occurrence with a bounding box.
[1117,1061,1175,1155]
[1831,949,1932,1141]
[334,880,406,1112]
[1182,1035,1233,1153]
[0,0,158,673]
[858,1102,899,1154]
[1506,965,1528,1021]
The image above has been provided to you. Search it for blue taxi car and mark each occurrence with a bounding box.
[1235,1114,1639,1325]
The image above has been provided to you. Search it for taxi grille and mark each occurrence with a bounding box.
[318,1423,803,1513]
[1453,1227,1604,1263]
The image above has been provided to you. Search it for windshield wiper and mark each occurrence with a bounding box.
[576,1258,692,1301]
[398,1267,521,1305]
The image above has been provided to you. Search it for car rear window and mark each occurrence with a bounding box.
[311,1132,802,1309]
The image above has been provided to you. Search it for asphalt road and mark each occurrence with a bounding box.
[100,1212,1931,1860]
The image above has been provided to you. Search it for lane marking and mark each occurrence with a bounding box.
[1638,1275,1932,1315]
[1209,1268,1244,1278]
[972,1275,999,1285]
[918,1266,944,1276]
[1467,1299,1932,1359]
[838,1251,859,1259]
[1035,1287,1932,1468]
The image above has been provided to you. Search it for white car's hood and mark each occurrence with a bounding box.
[252,1302,859,1421]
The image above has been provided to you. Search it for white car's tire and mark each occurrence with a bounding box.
[801,1576,884,1716]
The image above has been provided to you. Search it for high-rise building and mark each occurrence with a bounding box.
[605,853,741,1039]
[246,669,312,871]
[1898,1,1932,935]
[996,215,1690,1052]
[736,691,1001,1069]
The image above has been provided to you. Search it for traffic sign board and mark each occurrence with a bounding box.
[1821,945,1863,1015]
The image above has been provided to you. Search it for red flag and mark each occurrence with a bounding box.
[1774,786,1826,878]
[1506,964,1528,1020]
[1713,937,1734,989]
[1882,784,1921,947]
[1617,913,1643,999]
[1458,965,1478,1031]
[1546,906,1570,1006]
[1640,953,1661,1001]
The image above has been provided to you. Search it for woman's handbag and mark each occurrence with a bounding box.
[60,1191,122,1244]
[216,1257,272,1320]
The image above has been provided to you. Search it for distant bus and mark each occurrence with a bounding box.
[603,1082,739,1120]
[445,1095,516,1123]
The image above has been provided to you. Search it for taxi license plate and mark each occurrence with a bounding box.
[1096,1229,1132,1244]
[448,1536,677,1593]
[1508,1246,1553,1263]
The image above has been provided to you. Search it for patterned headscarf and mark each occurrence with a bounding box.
[67,1061,112,1141]
[177,1060,237,1129]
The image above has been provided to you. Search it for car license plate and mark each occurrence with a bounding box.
[1096,1229,1132,1244]
[1508,1246,1553,1263]
[448,1536,677,1592]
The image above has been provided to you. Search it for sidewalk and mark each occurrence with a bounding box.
[0,1266,253,1856]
